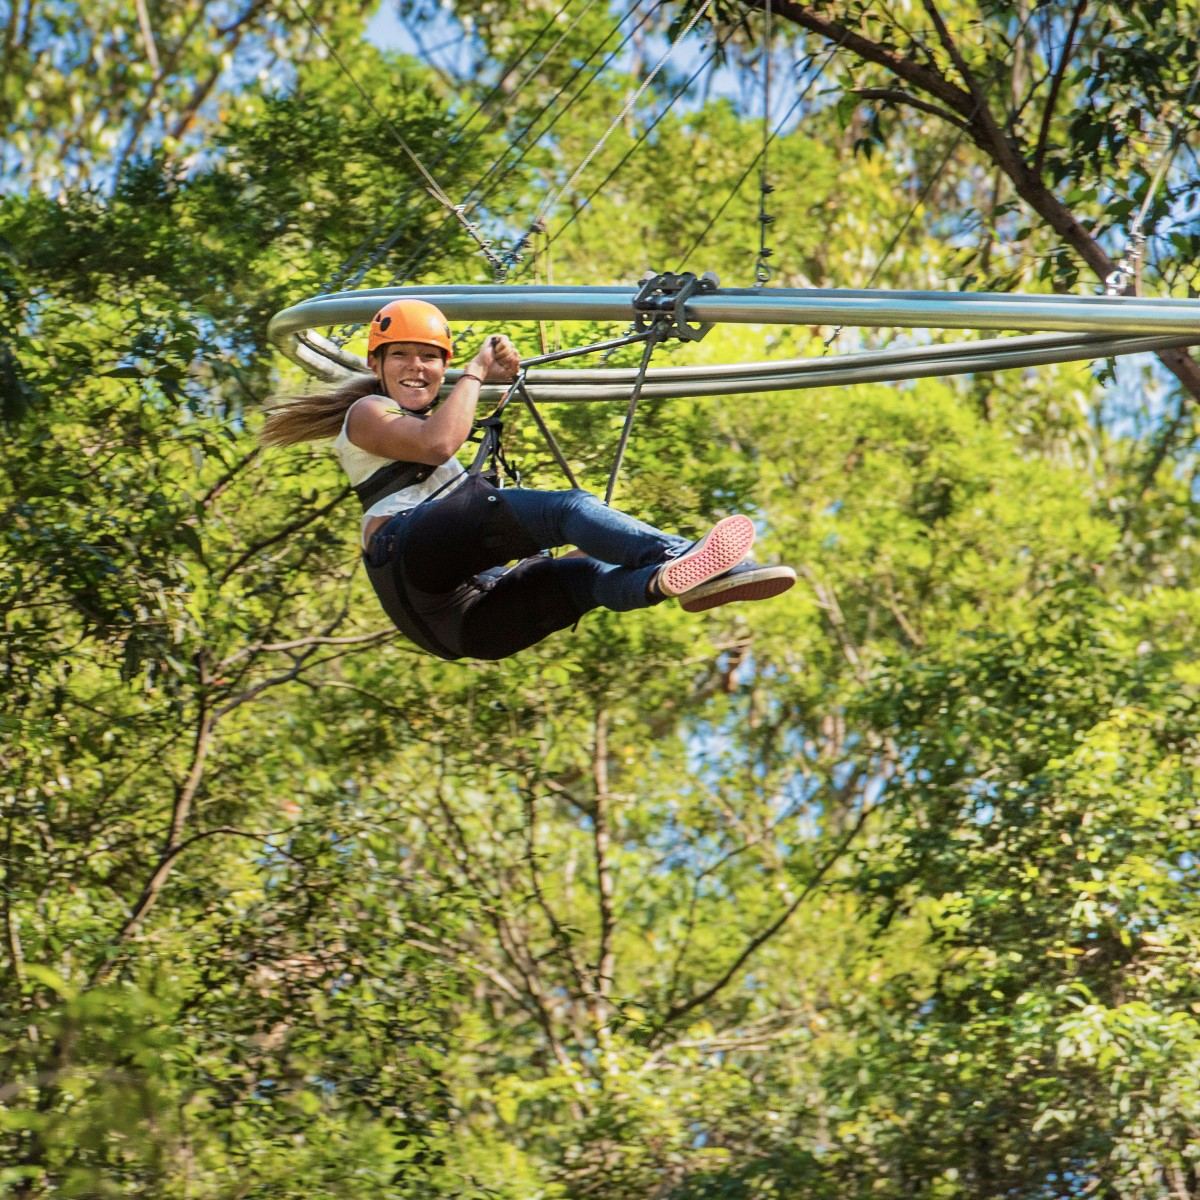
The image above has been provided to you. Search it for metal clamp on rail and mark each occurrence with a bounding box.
[633,270,720,342]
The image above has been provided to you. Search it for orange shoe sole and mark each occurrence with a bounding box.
[656,515,756,597]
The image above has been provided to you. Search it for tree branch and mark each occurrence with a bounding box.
[653,798,877,1036]
[218,627,397,671]
[766,0,975,119]
[133,0,160,74]
[853,86,971,132]
[91,669,215,986]
[3,816,26,986]
[591,709,616,1004]
[765,0,1200,465]
[1033,0,1089,176]
[520,782,594,1001]
[218,486,351,585]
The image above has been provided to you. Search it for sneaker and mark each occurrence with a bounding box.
[654,515,756,597]
[678,562,797,613]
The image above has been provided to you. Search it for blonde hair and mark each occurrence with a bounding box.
[258,372,380,447]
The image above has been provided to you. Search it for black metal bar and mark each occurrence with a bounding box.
[603,331,661,505]
[516,379,580,489]
[515,327,657,370]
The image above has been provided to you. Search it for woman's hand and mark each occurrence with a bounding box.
[469,335,520,382]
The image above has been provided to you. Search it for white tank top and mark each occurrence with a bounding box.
[333,398,466,546]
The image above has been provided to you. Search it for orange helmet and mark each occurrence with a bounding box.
[367,299,453,361]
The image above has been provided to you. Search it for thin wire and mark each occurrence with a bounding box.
[1130,60,1200,240]
[673,43,838,270]
[290,0,505,274]
[344,0,608,288]
[323,0,582,292]
[754,0,774,285]
[526,0,717,234]
[542,17,743,252]
[1106,58,1200,295]
[389,1,661,286]
[453,0,661,249]
[604,329,664,504]
[369,2,654,290]
[823,114,976,349]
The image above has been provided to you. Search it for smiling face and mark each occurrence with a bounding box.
[370,341,448,410]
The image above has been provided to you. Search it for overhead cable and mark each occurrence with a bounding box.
[331,0,606,293]
[323,0,581,292]
[522,0,717,239]
[290,0,505,275]
[541,17,743,253]
[390,0,662,286]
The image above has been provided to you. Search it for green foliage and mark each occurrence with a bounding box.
[4,2,1200,1198]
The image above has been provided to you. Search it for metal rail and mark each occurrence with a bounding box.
[268,285,1200,395]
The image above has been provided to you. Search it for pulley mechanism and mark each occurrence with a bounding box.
[482,269,722,501]
[633,270,720,343]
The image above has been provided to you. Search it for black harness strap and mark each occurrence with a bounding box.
[465,413,520,488]
[354,459,434,511]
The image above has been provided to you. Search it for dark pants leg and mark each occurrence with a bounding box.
[369,478,689,660]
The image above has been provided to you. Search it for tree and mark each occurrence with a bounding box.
[710,0,1200,466]
[5,1,1200,1196]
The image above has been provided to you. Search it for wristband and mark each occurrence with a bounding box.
[460,371,485,384]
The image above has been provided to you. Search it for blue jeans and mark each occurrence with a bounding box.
[499,485,690,611]
[363,476,691,660]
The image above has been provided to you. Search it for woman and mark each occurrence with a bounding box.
[261,298,795,661]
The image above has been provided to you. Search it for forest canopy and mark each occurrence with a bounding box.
[3,1,1200,1197]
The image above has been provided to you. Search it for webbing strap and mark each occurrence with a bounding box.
[466,415,521,487]
[354,460,433,511]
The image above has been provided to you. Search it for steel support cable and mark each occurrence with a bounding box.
[1106,58,1200,296]
[484,323,672,498]
[539,15,743,255]
[673,42,840,271]
[384,0,663,289]
[518,0,717,245]
[317,0,644,347]
[331,0,609,295]
[822,110,978,351]
[289,0,506,275]
[754,0,774,285]
[605,327,665,502]
[516,378,582,487]
[320,0,583,294]
[479,326,665,488]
